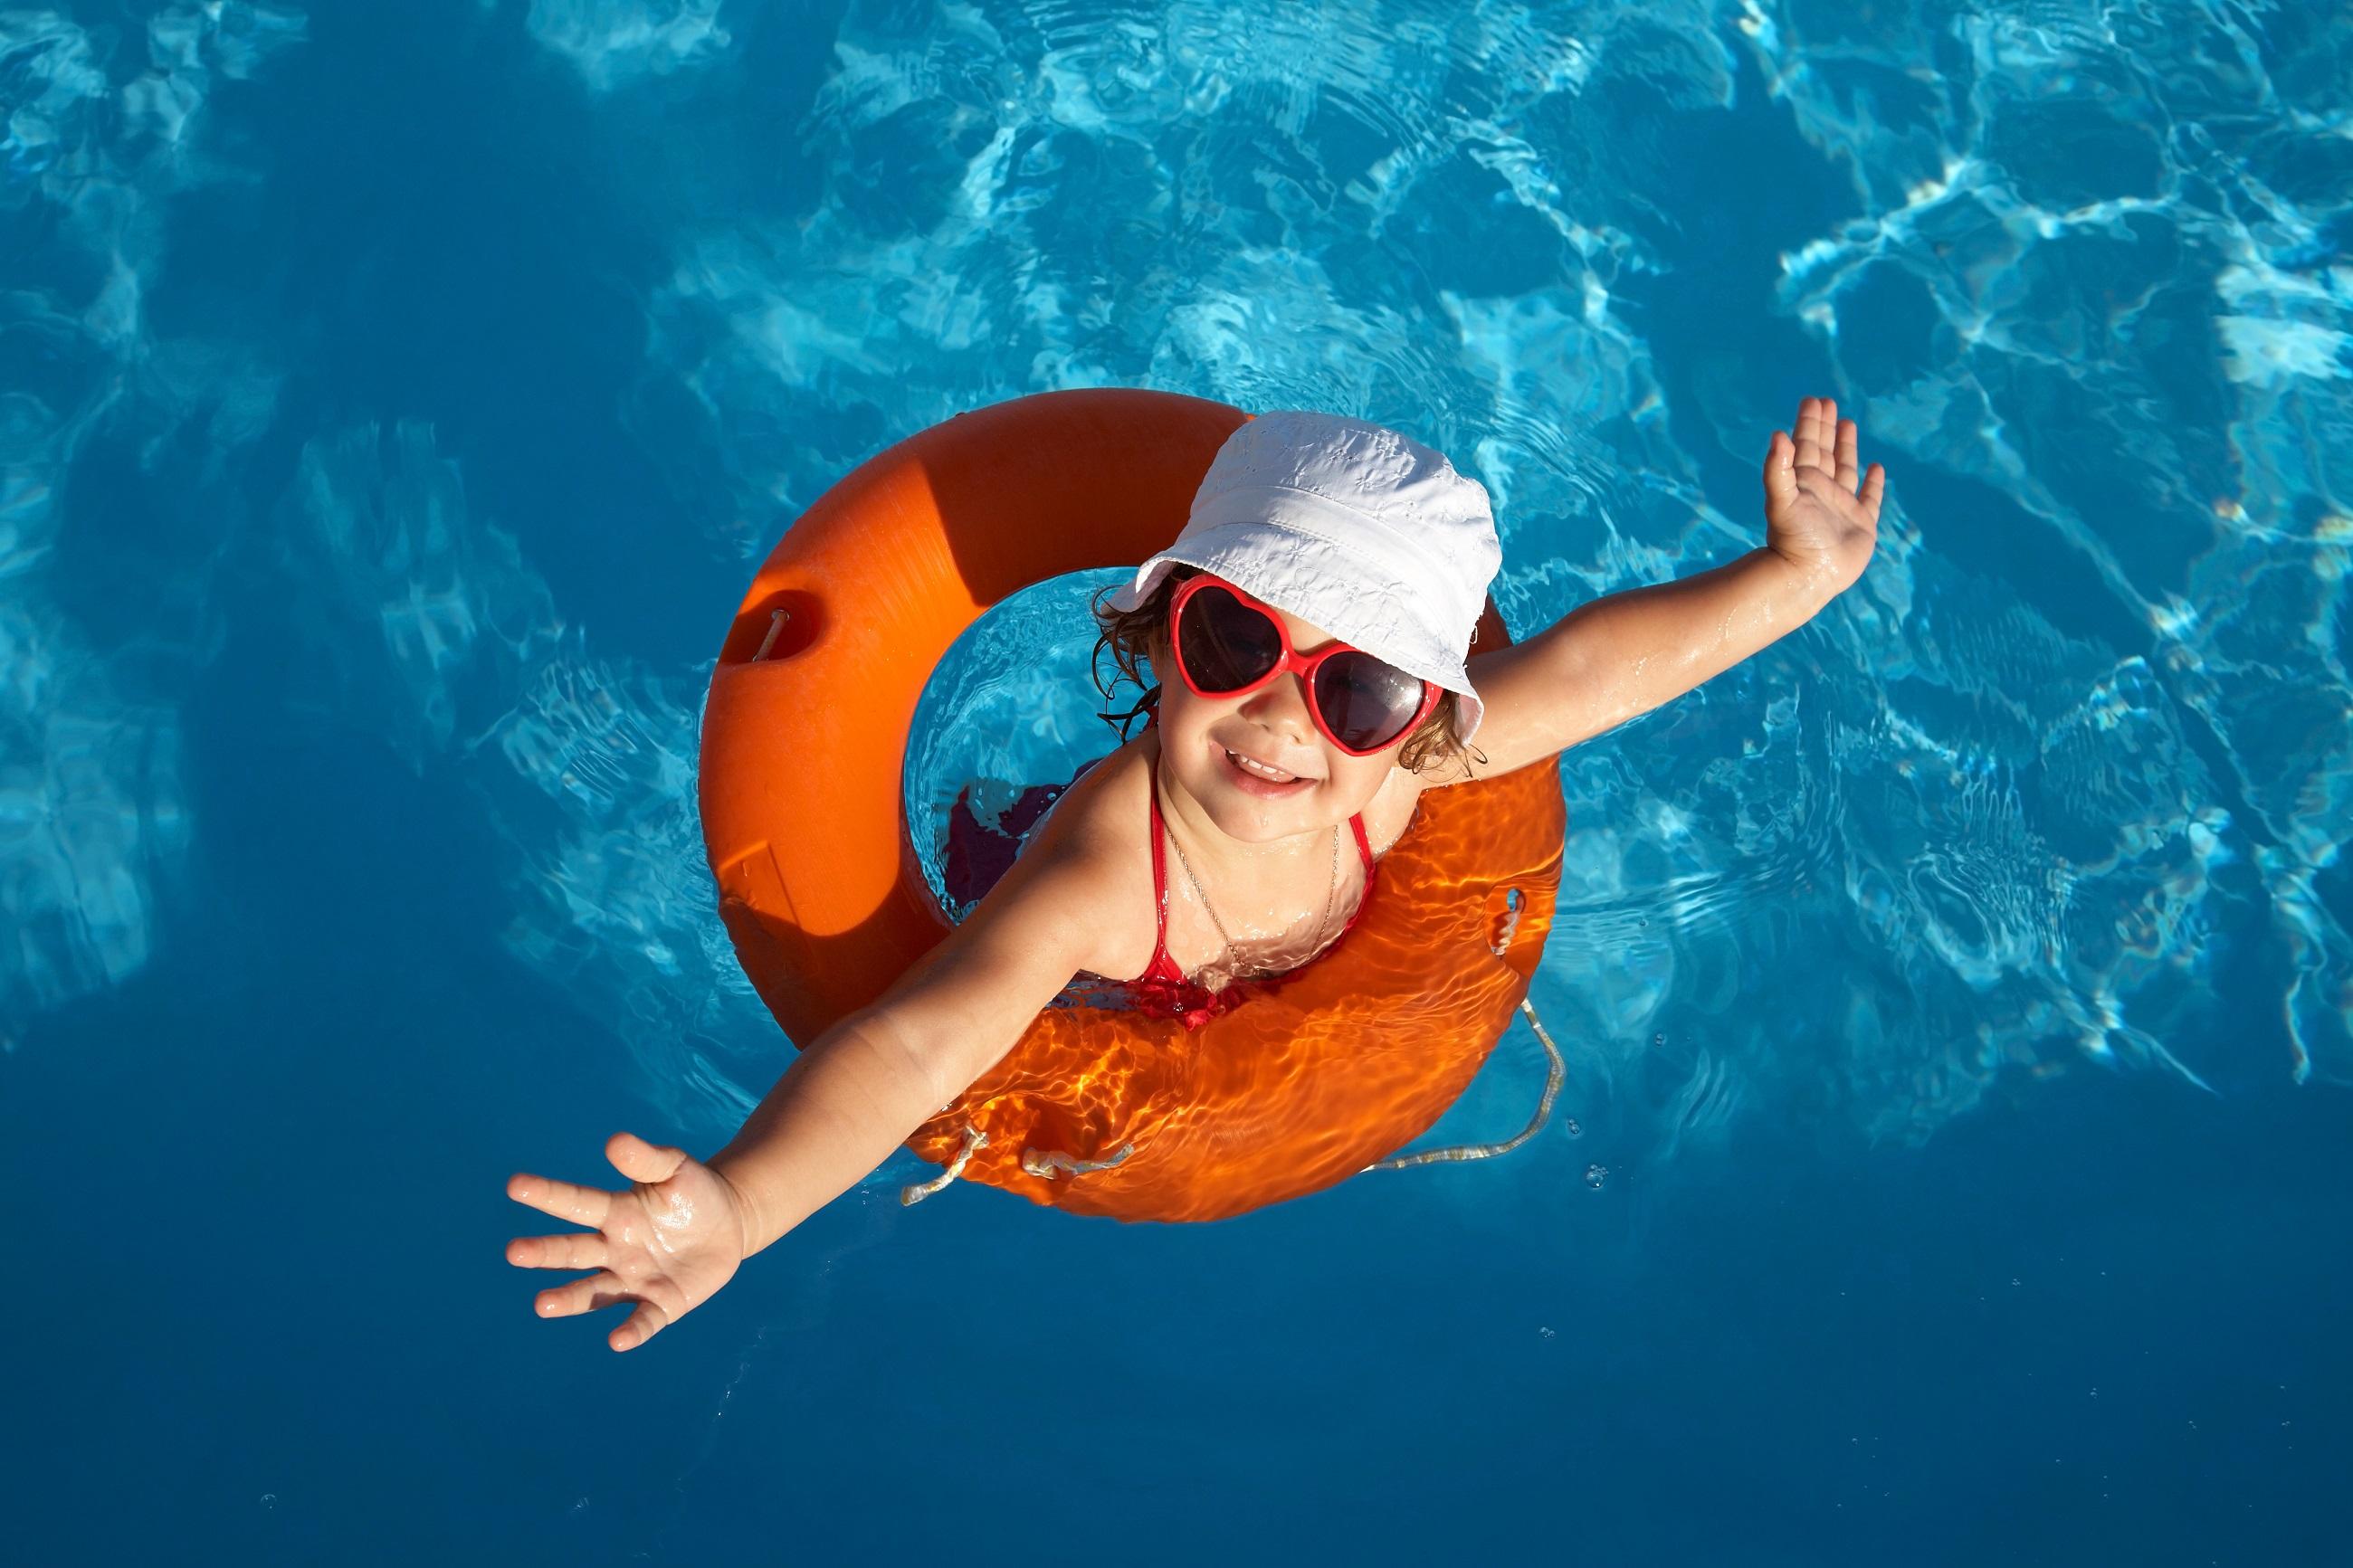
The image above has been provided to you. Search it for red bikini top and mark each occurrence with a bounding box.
[1118,768,1377,1029]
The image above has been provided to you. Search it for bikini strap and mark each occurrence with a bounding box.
[1348,812,1374,872]
[1147,770,1172,953]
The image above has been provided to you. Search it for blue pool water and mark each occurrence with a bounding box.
[8,1,2349,1561]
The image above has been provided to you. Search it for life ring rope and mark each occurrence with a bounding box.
[1021,1143,1138,1181]
[899,1125,987,1206]
[1361,993,1568,1171]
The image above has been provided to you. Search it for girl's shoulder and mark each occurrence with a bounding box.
[1011,735,1162,984]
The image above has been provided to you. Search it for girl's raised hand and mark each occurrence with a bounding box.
[1763,394,1885,596]
[506,1131,749,1352]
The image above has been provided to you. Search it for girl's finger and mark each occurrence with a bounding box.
[507,1172,614,1231]
[1836,418,1860,493]
[534,1270,632,1320]
[1862,462,1887,518]
[606,1130,691,1187]
[1763,430,1797,512]
[610,1298,673,1354]
[1794,398,1823,475]
[506,1232,612,1272]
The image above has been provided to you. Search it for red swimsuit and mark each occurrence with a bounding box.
[941,728,1380,1031]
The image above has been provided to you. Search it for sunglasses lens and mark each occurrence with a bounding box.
[1313,652,1428,752]
[1177,584,1283,692]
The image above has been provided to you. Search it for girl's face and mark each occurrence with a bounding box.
[1147,603,1404,846]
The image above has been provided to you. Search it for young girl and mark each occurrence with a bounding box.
[507,397,1885,1352]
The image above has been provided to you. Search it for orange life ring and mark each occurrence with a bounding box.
[699,388,1565,1222]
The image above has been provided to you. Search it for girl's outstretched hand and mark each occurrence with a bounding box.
[1763,394,1885,596]
[506,1132,749,1353]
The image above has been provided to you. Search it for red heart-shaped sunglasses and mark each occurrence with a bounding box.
[1166,574,1440,755]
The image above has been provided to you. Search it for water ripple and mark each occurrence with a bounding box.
[277,416,769,1132]
[0,4,303,1031]
[521,0,734,92]
[1746,0,2349,1094]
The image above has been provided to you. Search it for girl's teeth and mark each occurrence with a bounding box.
[1228,749,1297,782]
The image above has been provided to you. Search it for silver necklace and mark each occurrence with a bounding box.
[1157,755,1340,978]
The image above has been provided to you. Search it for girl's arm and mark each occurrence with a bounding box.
[506,787,1120,1349]
[1448,397,1884,782]
[1455,545,1830,779]
[708,819,1116,1254]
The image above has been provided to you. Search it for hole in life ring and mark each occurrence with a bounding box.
[905,569,1144,924]
[721,588,824,666]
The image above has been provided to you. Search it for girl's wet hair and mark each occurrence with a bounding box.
[1087,564,1485,779]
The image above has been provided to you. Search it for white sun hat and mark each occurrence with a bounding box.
[1105,409,1503,742]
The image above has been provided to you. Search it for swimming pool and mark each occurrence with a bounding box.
[8,0,2347,1561]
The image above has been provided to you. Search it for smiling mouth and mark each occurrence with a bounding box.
[1224,746,1313,784]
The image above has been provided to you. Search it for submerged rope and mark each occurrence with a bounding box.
[1022,1142,1136,1180]
[898,1126,1140,1206]
[1365,889,1562,1170]
[900,1125,987,1206]
[1365,889,1566,1171]
[1362,993,1566,1171]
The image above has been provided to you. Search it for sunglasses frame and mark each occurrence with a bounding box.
[1165,573,1441,757]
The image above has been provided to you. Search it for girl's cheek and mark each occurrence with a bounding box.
[1319,750,1378,806]
[1161,689,1198,732]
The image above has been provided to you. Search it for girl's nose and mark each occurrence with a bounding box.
[1238,672,1319,748]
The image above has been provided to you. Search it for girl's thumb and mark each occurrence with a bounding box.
[607,1130,690,1185]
